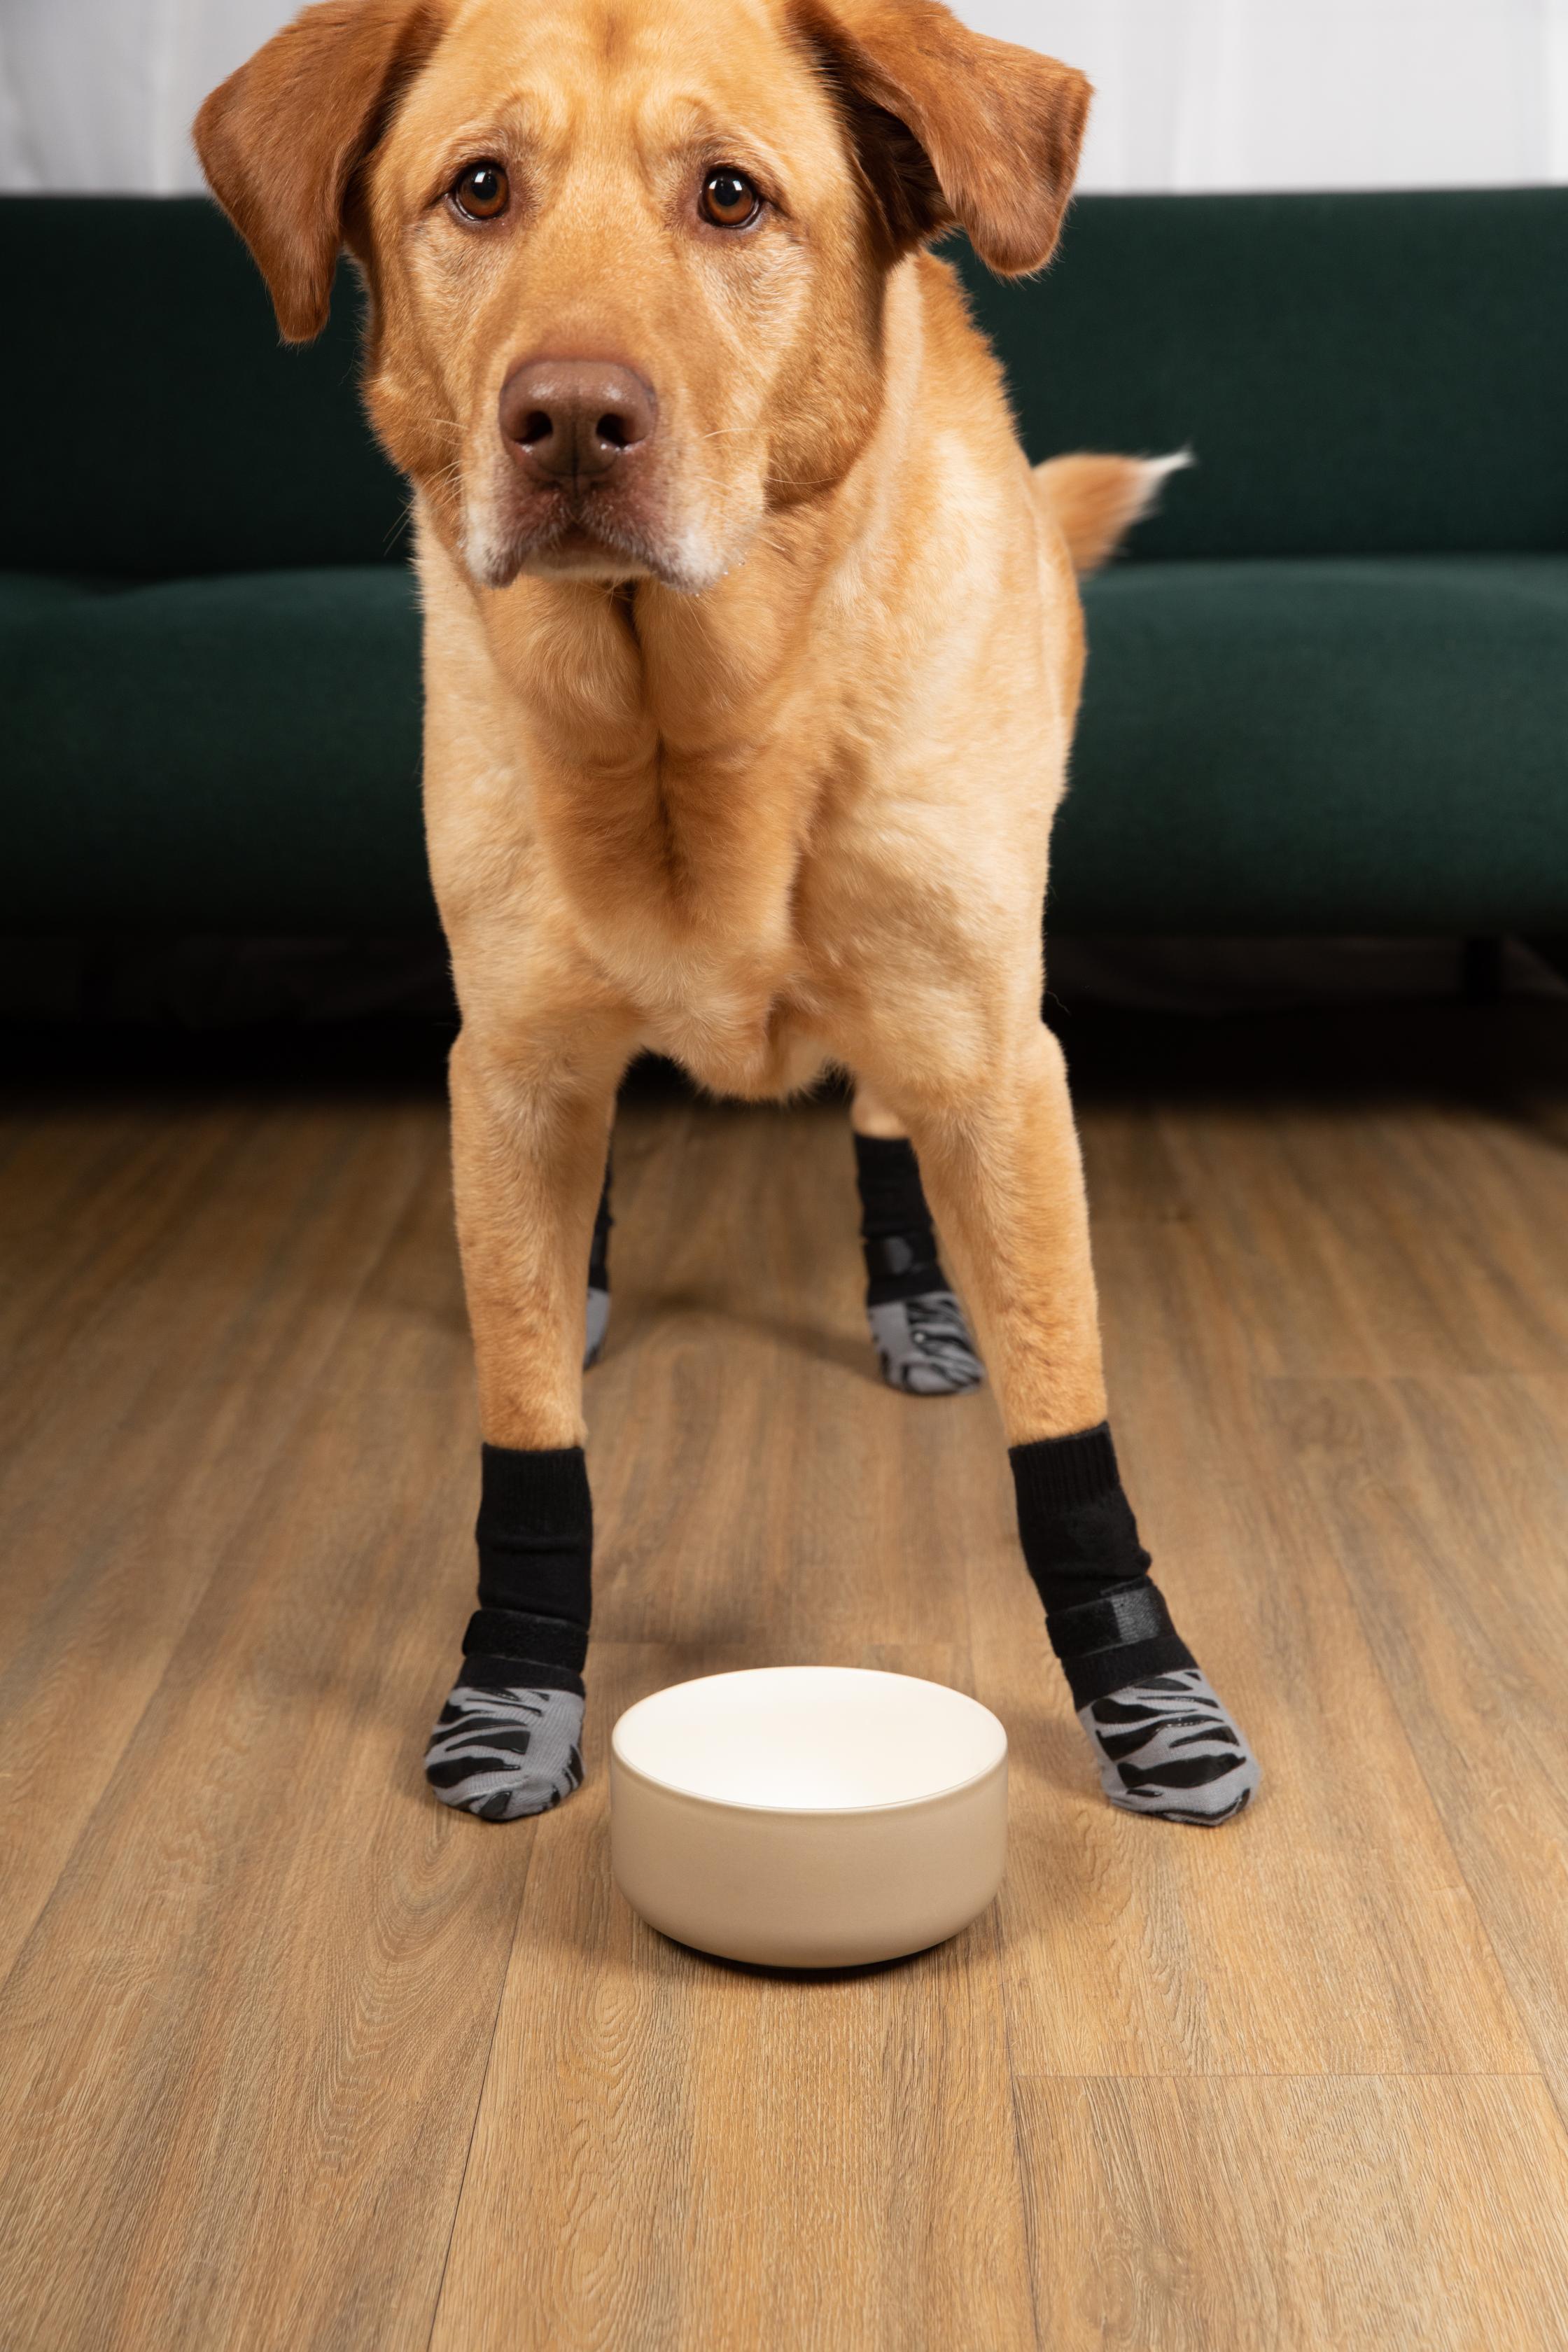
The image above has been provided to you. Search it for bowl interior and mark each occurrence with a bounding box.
[612,1667,1007,1812]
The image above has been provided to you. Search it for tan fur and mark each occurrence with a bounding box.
[1035,449,1191,575]
[198,0,1140,1455]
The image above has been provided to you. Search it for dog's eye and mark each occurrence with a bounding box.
[700,168,761,230]
[450,161,510,222]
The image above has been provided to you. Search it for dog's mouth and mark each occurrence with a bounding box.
[530,505,647,573]
[468,473,704,594]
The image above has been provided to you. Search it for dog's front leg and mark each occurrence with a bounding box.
[424,1021,628,1822]
[903,1024,1262,1826]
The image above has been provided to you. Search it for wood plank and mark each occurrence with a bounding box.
[1158,1089,1568,1379]
[588,1097,982,1659]
[1017,2074,1568,2352]
[0,1096,440,1984]
[435,1101,1036,2350]
[0,1147,529,2352]
[429,1642,1037,2352]
[4,1004,1567,2348]
[1271,1371,1568,2117]
[975,1205,1532,2078]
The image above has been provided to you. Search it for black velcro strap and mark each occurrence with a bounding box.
[456,1652,584,1700]
[1046,1580,1175,1657]
[1044,1580,1196,1711]
[864,1231,940,1280]
[463,1606,589,1674]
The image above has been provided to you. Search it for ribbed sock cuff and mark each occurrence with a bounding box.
[1009,1423,1149,1594]
[475,1443,592,1632]
[1009,1420,1121,1515]
[853,1133,934,1240]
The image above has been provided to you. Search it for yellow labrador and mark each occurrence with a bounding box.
[197,0,1259,1826]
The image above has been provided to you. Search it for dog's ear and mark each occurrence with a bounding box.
[796,0,1090,276]
[194,0,442,341]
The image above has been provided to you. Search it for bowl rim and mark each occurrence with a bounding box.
[609,1665,1009,1816]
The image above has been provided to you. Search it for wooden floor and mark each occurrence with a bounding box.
[4,1000,1568,2350]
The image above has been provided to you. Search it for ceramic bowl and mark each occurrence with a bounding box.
[609,1666,1008,1967]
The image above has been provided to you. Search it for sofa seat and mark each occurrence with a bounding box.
[4,554,1566,937]
[1,567,426,932]
[1062,554,1568,934]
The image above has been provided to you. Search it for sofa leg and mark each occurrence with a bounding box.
[1460,937,1504,1003]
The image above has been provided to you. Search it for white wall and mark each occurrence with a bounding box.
[989,0,1568,192]
[1,0,1565,195]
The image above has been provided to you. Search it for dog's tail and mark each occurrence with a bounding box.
[1032,449,1191,575]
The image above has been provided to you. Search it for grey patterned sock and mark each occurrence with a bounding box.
[868,1289,986,1395]
[424,1682,585,1822]
[1078,1667,1260,1825]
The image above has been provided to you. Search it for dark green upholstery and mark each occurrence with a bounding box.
[2,189,1565,938]
[0,568,422,929]
[1063,557,1568,934]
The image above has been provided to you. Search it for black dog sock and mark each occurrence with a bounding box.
[424,1444,592,1822]
[852,1133,983,1395]
[584,1159,612,1368]
[1010,1423,1259,1825]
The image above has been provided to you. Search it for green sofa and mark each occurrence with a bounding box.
[4,188,1566,938]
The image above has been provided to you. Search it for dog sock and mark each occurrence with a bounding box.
[853,1132,984,1396]
[1009,1423,1259,1824]
[424,1444,591,1822]
[584,1160,612,1369]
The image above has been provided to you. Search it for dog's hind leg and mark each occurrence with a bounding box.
[902,1023,1261,1826]
[850,1082,983,1397]
[424,1023,629,1822]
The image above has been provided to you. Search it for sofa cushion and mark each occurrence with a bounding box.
[1058,554,1568,934]
[0,567,428,932]
[962,188,1568,564]
[4,554,1565,938]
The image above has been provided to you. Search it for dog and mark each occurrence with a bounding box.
[197,0,1259,1826]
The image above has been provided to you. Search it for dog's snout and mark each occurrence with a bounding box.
[499,359,657,485]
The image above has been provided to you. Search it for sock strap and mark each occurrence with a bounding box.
[463,1605,589,1674]
[1045,1582,1196,1710]
[863,1232,941,1279]
[454,1651,585,1700]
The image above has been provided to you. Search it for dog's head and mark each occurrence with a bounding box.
[197,0,1088,594]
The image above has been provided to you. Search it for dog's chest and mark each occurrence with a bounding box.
[539,739,838,1089]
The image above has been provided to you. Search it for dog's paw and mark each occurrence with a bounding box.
[1078,1667,1259,1826]
[869,1289,985,1396]
[424,1681,585,1821]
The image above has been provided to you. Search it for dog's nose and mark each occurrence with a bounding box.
[498,359,657,484]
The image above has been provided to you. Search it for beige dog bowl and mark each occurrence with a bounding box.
[610,1667,1008,1968]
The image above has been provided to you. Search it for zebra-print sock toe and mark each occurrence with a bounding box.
[1078,1667,1260,1826]
[424,1681,585,1823]
[868,1290,986,1395]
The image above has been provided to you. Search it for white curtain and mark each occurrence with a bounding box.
[2,0,1567,194]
